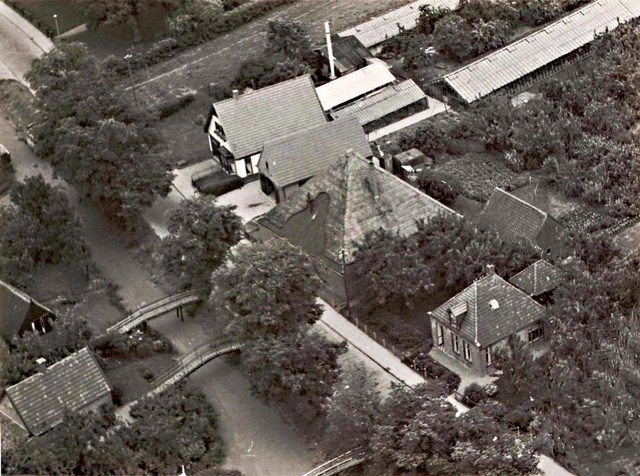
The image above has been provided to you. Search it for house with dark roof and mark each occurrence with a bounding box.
[255,153,459,307]
[4,347,111,435]
[316,34,372,78]
[257,116,372,203]
[478,188,563,254]
[429,266,547,375]
[0,280,55,344]
[509,259,564,305]
[205,75,327,179]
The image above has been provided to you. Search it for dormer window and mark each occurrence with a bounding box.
[489,299,500,310]
[449,302,467,329]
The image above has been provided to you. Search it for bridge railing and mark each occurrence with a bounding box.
[302,449,366,476]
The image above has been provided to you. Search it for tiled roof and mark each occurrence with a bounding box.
[258,116,372,188]
[331,79,427,125]
[509,259,564,296]
[6,348,111,435]
[0,280,53,342]
[339,0,459,48]
[212,75,327,158]
[442,0,640,104]
[259,153,459,264]
[431,272,546,347]
[315,62,396,111]
[478,188,552,247]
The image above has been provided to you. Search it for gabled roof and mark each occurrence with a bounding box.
[315,62,396,111]
[0,280,54,342]
[330,79,427,126]
[212,75,327,158]
[259,153,459,264]
[478,188,558,248]
[509,259,564,296]
[258,116,372,188]
[442,0,640,104]
[6,348,111,435]
[339,0,458,48]
[431,272,546,347]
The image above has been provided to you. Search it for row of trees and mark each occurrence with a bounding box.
[26,42,174,229]
[3,385,238,476]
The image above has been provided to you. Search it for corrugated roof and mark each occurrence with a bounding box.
[509,259,564,296]
[259,153,459,264]
[212,75,327,158]
[443,0,640,104]
[6,348,111,435]
[478,188,551,248]
[258,116,372,187]
[339,0,459,48]
[431,273,547,346]
[0,280,54,342]
[330,79,427,125]
[315,62,396,111]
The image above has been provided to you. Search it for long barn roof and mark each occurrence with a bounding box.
[442,0,640,104]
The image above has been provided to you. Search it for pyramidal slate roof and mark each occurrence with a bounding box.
[431,272,546,347]
[0,279,54,342]
[213,75,327,158]
[478,188,559,249]
[259,153,459,264]
[509,259,564,296]
[6,347,111,435]
[258,116,372,188]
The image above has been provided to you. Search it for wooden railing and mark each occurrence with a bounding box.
[106,290,201,335]
[148,338,242,395]
[302,449,366,476]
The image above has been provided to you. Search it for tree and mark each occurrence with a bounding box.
[265,20,311,61]
[157,196,242,295]
[433,14,474,61]
[0,175,87,287]
[212,241,323,341]
[322,363,382,457]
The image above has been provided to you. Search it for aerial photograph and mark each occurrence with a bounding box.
[0,0,639,475]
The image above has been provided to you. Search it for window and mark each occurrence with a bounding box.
[485,346,492,366]
[245,157,253,174]
[452,334,460,354]
[437,325,444,348]
[528,325,544,343]
[463,341,472,362]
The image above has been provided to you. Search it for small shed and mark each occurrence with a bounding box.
[393,148,432,177]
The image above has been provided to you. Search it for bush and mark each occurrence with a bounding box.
[194,171,244,196]
[111,386,124,406]
[503,409,533,432]
[141,367,155,381]
[416,170,462,206]
[462,383,488,407]
[156,92,195,119]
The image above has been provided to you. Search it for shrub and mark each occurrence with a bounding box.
[503,409,533,432]
[111,386,124,406]
[462,383,488,407]
[194,172,244,196]
[142,367,155,381]
[416,169,462,206]
[156,92,195,119]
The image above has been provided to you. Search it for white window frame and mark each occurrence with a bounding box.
[485,346,492,366]
[528,325,544,343]
[463,340,472,362]
[437,325,444,348]
[452,334,460,354]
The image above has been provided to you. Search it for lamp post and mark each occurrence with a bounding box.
[53,14,60,37]
[124,54,138,108]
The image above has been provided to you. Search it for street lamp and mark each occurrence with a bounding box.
[53,14,60,37]
[124,54,138,108]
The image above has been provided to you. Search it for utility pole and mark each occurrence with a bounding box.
[124,54,138,108]
[53,14,60,37]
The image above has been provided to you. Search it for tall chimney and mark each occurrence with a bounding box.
[35,357,47,374]
[325,21,336,80]
[486,264,495,275]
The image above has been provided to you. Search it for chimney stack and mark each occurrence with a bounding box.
[35,357,47,374]
[232,89,240,98]
[486,264,495,275]
[325,21,336,80]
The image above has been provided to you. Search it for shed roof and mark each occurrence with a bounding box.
[331,79,427,125]
[478,188,557,248]
[442,0,640,104]
[6,348,111,435]
[259,153,459,264]
[315,62,396,111]
[212,75,327,158]
[258,116,372,188]
[509,259,564,296]
[431,272,546,347]
[338,0,458,48]
[0,280,54,342]
[319,34,372,72]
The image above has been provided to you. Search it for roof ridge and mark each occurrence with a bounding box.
[262,116,357,149]
[214,74,313,106]
[473,281,479,346]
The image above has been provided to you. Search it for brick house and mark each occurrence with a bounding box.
[429,266,547,376]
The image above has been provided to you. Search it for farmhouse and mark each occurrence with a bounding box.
[255,153,459,307]
[429,265,547,376]
[0,279,55,344]
[478,188,563,254]
[206,75,327,179]
[433,0,640,105]
[257,116,372,203]
[4,347,111,435]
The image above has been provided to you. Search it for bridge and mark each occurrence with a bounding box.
[106,290,201,335]
[148,338,242,396]
[302,449,366,476]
